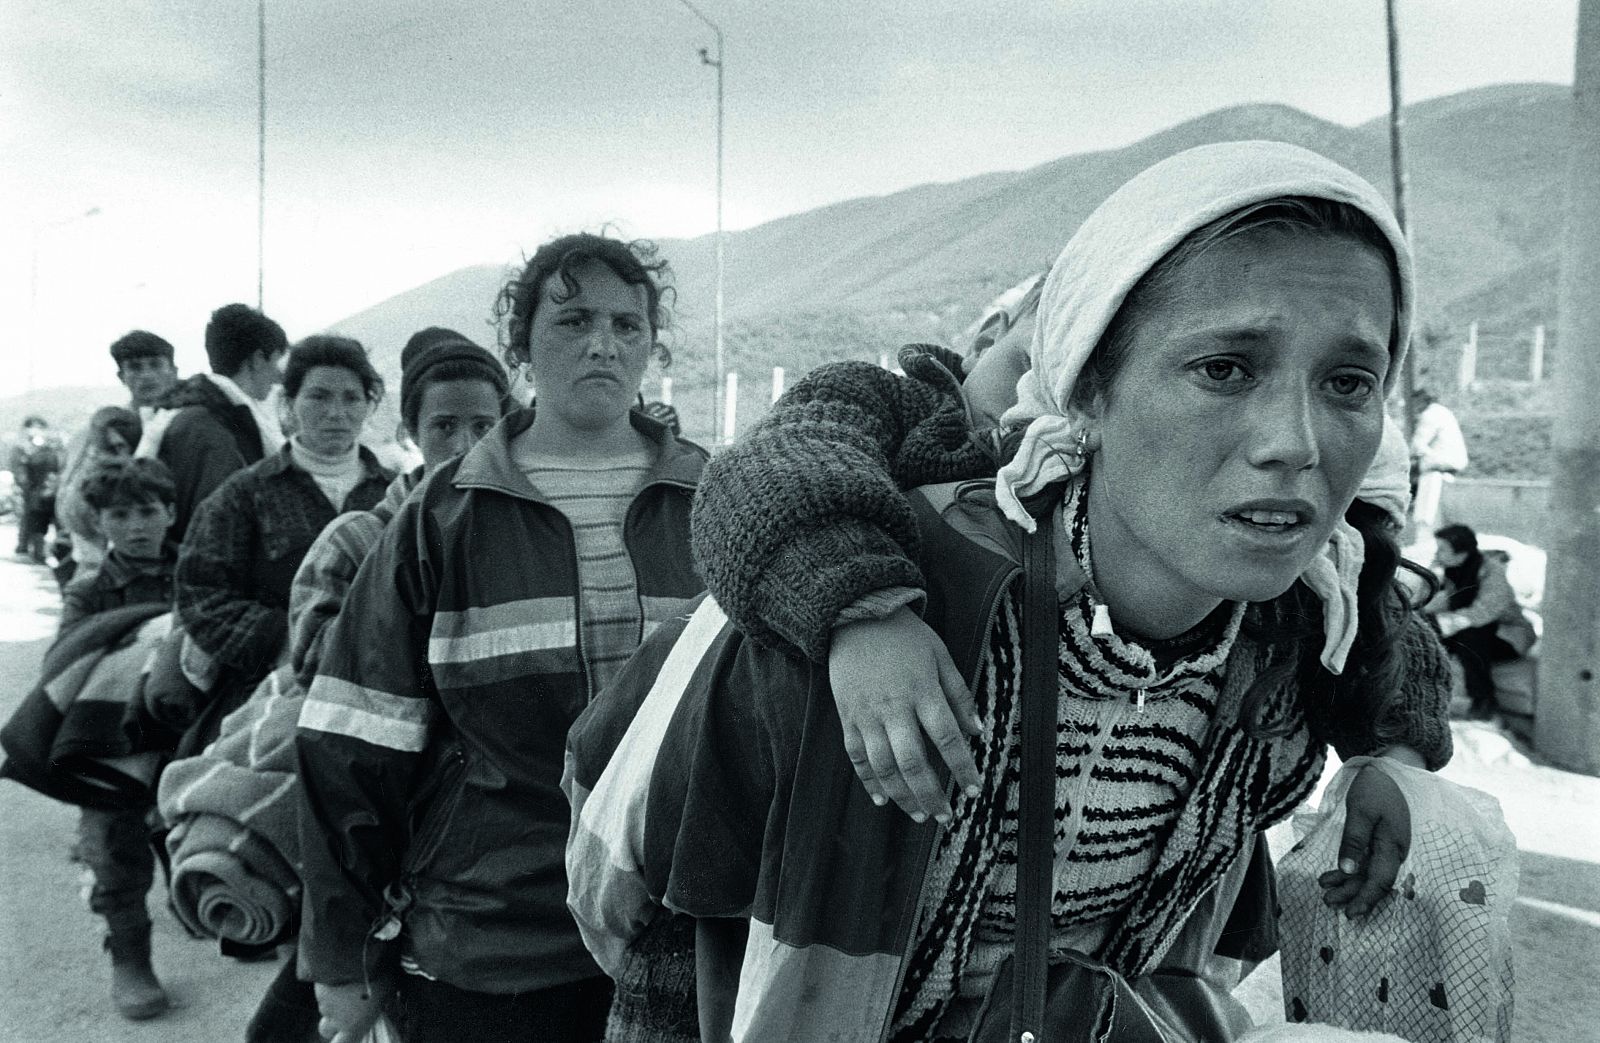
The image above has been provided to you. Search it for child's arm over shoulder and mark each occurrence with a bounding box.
[691,356,991,662]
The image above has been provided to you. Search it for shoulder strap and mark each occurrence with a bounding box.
[1012,514,1058,1042]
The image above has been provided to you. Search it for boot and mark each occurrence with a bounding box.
[106,923,170,1020]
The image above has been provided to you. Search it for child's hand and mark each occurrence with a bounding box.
[830,607,981,824]
[1318,764,1412,918]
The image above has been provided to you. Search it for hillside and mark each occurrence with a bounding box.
[14,83,1542,457]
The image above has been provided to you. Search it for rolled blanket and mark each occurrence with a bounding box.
[158,666,306,950]
[166,812,300,947]
[1,605,170,809]
[158,666,303,874]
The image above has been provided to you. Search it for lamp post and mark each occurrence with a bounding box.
[27,206,102,391]
[1384,0,1417,440]
[673,0,725,442]
[258,0,267,309]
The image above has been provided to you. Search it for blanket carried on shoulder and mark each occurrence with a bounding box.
[0,604,170,809]
[158,664,304,953]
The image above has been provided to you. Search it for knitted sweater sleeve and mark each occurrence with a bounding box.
[1316,610,1455,770]
[690,353,995,662]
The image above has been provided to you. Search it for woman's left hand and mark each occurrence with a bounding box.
[1318,764,1412,918]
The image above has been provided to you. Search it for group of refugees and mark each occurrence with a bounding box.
[4,140,1484,1043]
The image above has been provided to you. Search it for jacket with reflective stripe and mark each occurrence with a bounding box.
[296,408,705,992]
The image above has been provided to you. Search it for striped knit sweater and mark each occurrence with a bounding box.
[892,484,1249,1036]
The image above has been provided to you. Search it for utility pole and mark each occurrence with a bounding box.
[256,0,265,310]
[1538,0,1600,776]
[257,0,267,309]
[673,0,725,442]
[1385,0,1418,438]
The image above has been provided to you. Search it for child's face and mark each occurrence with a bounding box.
[98,500,175,559]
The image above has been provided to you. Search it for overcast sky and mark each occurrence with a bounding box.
[0,0,1579,395]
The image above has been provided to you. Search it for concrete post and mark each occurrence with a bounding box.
[1531,325,1546,383]
[771,366,785,403]
[1536,0,1600,775]
[1459,322,1478,391]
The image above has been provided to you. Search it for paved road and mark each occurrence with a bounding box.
[1,518,1597,1041]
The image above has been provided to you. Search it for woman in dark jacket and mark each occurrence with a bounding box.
[1427,523,1537,718]
[175,335,392,741]
[297,234,707,1043]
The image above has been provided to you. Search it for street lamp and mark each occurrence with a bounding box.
[673,0,726,442]
[28,206,102,392]
[258,0,267,308]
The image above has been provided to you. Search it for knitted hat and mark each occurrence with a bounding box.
[398,327,508,417]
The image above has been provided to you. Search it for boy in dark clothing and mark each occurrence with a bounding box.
[140,304,287,544]
[60,459,179,630]
[61,456,178,1021]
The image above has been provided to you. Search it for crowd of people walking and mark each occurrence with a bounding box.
[2,145,1513,1043]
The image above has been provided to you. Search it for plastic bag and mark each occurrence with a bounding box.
[363,1014,400,1043]
[1276,757,1517,1042]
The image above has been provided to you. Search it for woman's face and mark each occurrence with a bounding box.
[1433,539,1468,569]
[1084,230,1394,616]
[415,379,503,473]
[526,260,653,433]
[290,365,370,456]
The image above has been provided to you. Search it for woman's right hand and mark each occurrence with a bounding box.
[315,979,392,1043]
[829,607,983,823]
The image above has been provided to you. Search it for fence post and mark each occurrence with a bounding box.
[721,371,739,445]
[771,366,785,403]
[1531,325,1547,382]
[1458,321,1478,391]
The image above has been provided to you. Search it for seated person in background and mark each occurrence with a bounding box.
[1426,523,1536,720]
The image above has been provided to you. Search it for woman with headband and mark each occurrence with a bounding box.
[567,142,1453,1042]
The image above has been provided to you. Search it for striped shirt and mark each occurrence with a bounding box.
[520,451,653,698]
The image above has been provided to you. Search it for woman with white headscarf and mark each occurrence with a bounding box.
[564,142,1454,1042]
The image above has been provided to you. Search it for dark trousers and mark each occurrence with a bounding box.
[1444,624,1517,714]
[395,973,613,1043]
[245,956,321,1043]
[17,493,53,560]
[77,804,156,935]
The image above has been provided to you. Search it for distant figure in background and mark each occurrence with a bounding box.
[10,415,63,563]
[1427,523,1536,720]
[53,406,143,584]
[110,330,180,414]
[137,303,290,544]
[1409,387,1468,530]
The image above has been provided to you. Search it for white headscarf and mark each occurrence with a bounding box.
[994,141,1415,674]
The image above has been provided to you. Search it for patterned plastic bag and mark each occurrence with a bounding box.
[1276,757,1517,1042]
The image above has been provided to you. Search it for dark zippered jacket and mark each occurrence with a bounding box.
[295,407,705,993]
